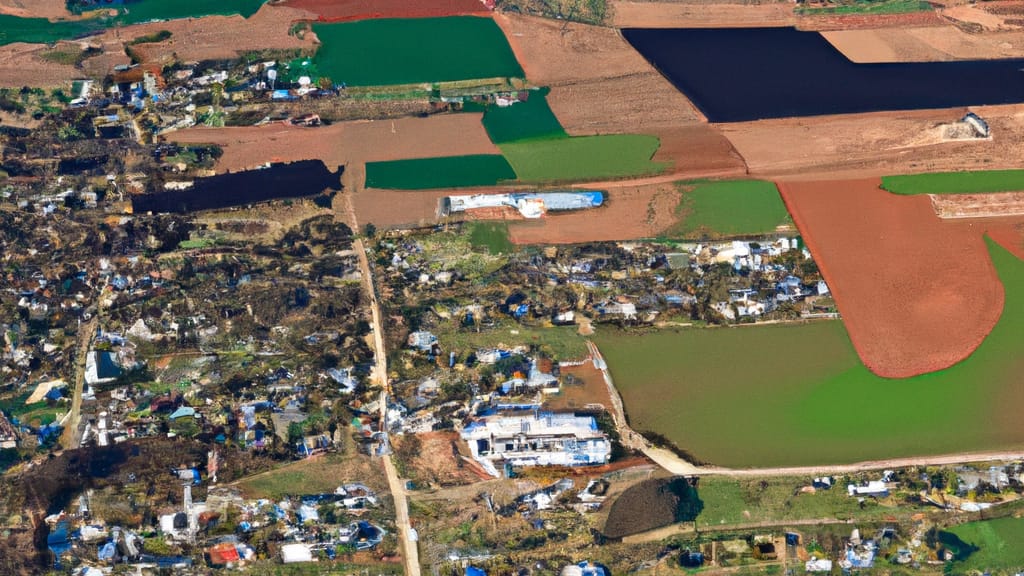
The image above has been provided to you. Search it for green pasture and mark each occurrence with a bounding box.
[467,222,512,254]
[364,155,516,189]
[0,15,96,45]
[882,169,1024,195]
[672,179,792,238]
[500,134,666,183]
[594,239,1024,468]
[943,516,1024,572]
[796,0,932,15]
[312,17,524,86]
[480,88,566,143]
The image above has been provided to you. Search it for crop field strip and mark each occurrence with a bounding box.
[671,179,792,238]
[312,17,525,87]
[595,238,1024,468]
[364,155,517,190]
[0,0,267,45]
[881,169,1024,195]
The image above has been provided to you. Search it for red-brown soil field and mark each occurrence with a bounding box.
[0,0,70,18]
[610,0,796,28]
[778,178,1006,378]
[988,220,1024,260]
[279,0,489,21]
[0,43,82,88]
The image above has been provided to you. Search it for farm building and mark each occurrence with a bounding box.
[462,412,610,475]
[442,191,604,219]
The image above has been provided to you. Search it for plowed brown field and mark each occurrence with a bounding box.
[0,0,69,18]
[0,42,81,88]
[610,0,795,28]
[823,26,1024,62]
[778,178,1005,378]
[280,0,489,21]
[167,114,499,173]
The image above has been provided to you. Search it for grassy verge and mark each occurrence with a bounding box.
[500,134,666,183]
[595,238,1024,468]
[942,516,1024,572]
[670,179,792,238]
[365,155,516,190]
[467,222,512,255]
[881,169,1024,195]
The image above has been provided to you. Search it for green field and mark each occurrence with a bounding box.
[480,88,567,144]
[594,239,1024,468]
[312,17,524,86]
[500,135,666,183]
[365,155,516,189]
[672,180,791,238]
[0,15,97,45]
[943,517,1024,573]
[882,169,1024,195]
[796,0,931,15]
[467,222,512,254]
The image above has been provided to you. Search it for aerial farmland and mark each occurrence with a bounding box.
[2,0,1024,573]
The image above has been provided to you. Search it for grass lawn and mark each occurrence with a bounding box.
[313,16,524,86]
[500,135,666,183]
[365,155,516,189]
[697,476,918,528]
[432,318,588,362]
[237,452,386,500]
[0,15,97,45]
[881,169,1024,195]
[943,517,1024,572]
[112,0,266,23]
[480,87,566,144]
[796,0,931,15]
[671,180,791,238]
[467,222,512,254]
[594,239,1024,468]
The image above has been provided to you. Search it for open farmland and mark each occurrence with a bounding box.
[670,180,792,238]
[0,15,96,45]
[280,0,489,21]
[312,17,524,86]
[0,0,69,18]
[942,516,1024,573]
[107,0,266,23]
[882,169,1024,194]
[500,135,666,183]
[479,88,566,143]
[596,239,1024,468]
[779,178,1018,377]
[365,155,517,189]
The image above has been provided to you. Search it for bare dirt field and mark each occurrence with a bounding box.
[610,0,795,28]
[941,1,1024,30]
[90,3,316,65]
[796,10,944,31]
[0,0,70,18]
[650,125,747,177]
[930,192,1024,219]
[778,178,1005,378]
[168,113,499,173]
[396,431,489,487]
[353,188,456,229]
[507,182,682,244]
[280,0,489,21]
[0,43,82,88]
[988,220,1024,259]
[493,13,704,128]
[542,362,614,413]
[719,104,1024,179]
[823,25,1024,62]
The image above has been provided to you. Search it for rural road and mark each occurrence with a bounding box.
[589,340,1024,478]
[61,315,98,450]
[347,188,421,576]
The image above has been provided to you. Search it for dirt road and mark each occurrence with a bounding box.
[344,189,420,576]
[60,315,98,450]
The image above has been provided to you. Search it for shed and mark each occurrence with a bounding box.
[281,543,313,563]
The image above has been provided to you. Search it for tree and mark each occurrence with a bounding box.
[363,222,377,238]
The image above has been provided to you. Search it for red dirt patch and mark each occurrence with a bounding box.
[280,0,489,21]
[507,182,682,244]
[542,362,614,413]
[986,220,1024,260]
[778,178,1005,378]
[797,10,944,31]
[0,42,81,88]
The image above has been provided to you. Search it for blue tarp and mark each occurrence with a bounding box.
[98,541,116,561]
[466,567,487,576]
[47,520,71,567]
[169,406,195,420]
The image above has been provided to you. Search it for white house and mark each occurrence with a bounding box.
[462,412,610,475]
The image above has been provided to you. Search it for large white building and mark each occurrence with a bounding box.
[461,412,611,474]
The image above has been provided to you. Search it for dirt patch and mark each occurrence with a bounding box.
[610,0,796,28]
[493,12,704,127]
[602,476,700,539]
[930,192,1024,219]
[0,42,82,88]
[167,113,499,174]
[797,10,944,31]
[543,362,614,413]
[280,0,489,21]
[778,178,1005,378]
[719,104,1024,179]
[824,25,1024,62]
[941,2,1024,30]
[87,3,316,65]
[650,124,747,177]
[0,0,70,18]
[396,431,488,487]
[508,182,682,244]
[988,220,1024,259]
